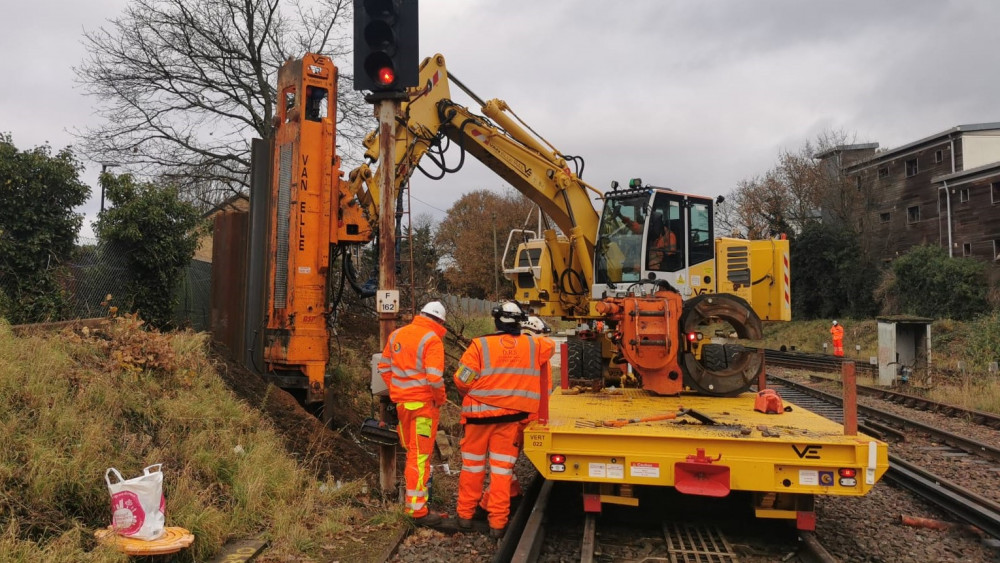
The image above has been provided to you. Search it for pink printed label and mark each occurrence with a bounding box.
[110,490,145,536]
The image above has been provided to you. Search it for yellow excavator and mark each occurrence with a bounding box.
[349,53,791,396]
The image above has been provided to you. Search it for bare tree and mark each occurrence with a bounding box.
[75,0,371,209]
[723,129,878,239]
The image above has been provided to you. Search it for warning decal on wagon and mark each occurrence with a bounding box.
[630,462,660,478]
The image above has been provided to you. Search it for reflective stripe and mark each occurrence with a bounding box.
[489,452,518,464]
[406,489,427,498]
[468,388,540,400]
[489,465,513,476]
[479,367,539,377]
[408,500,426,510]
[430,379,444,388]
[462,403,509,415]
[425,367,444,377]
[461,464,486,473]
[392,376,430,389]
[415,332,435,372]
[462,452,487,462]
[478,337,490,370]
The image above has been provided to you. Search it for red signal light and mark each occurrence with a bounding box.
[687,332,702,342]
[377,66,395,85]
[838,468,857,478]
[550,454,566,464]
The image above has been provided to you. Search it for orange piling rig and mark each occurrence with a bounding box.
[264,54,370,403]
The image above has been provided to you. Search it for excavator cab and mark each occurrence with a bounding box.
[593,181,715,299]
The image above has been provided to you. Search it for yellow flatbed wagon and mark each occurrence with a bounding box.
[522,388,889,529]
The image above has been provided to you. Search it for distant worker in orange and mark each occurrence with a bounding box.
[377,301,448,526]
[830,320,844,357]
[454,302,555,538]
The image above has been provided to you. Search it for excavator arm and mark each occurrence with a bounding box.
[350,54,602,315]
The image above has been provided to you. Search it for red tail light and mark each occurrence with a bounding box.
[839,468,857,478]
[687,332,703,342]
[550,454,566,464]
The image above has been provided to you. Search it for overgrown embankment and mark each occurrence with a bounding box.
[0,317,398,562]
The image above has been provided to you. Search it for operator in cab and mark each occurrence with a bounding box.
[377,301,448,526]
[453,302,554,538]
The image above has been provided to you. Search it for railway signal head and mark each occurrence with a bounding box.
[353,0,419,96]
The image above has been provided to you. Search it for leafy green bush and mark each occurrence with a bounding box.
[0,134,89,323]
[878,245,988,320]
[94,174,201,329]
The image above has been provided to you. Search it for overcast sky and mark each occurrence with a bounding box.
[2,0,998,238]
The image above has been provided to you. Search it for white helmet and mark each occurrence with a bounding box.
[497,301,525,323]
[420,301,446,323]
[832,320,838,326]
[521,315,551,335]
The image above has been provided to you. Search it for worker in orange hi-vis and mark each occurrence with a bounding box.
[830,320,845,357]
[453,302,555,539]
[476,315,554,513]
[377,301,448,527]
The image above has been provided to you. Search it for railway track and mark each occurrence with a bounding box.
[802,372,1000,430]
[768,374,1000,540]
[758,348,877,376]
[496,477,838,562]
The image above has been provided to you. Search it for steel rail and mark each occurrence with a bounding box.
[803,372,1000,430]
[797,531,839,563]
[886,456,1000,539]
[770,375,1000,463]
[496,473,547,563]
[769,374,1000,540]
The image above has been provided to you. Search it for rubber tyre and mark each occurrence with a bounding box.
[580,339,603,380]
[701,343,728,371]
[567,338,584,379]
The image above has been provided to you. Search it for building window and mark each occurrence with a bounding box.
[935,150,943,163]
[878,167,889,178]
[907,206,920,223]
[993,182,1000,204]
[905,158,918,177]
[960,188,970,203]
[880,212,891,223]
[963,243,972,257]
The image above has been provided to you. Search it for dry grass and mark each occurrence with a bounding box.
[0,316,386,562]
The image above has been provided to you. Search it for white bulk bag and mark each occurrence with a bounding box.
[105,464,166,541]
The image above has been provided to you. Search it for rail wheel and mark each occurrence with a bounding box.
[680,294,763,396]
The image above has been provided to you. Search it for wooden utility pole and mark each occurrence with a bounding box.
[377,98,399,493]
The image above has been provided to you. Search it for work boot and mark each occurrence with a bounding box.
[489,526,506,539]
[413,512,442,527]
[457,517,473,530]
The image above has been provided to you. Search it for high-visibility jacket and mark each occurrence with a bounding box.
[830,324,844,341]
[454,333,555,423]
[378,315,447,406]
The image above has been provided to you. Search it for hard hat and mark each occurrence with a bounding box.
[420,301,446,323]
[521,315,551,335]
[495,301,525,324]
[832,320,838,325]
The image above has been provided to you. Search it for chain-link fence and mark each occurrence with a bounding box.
[63,237,211,330]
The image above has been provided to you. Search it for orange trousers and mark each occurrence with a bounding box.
[396,402,439,518]
[457,420,520,529]
[833,339,844,357]
[478,419,529,510]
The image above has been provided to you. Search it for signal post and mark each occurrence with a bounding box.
[353,0,420,494]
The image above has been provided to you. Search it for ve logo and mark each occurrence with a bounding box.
[792,445,822,459]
